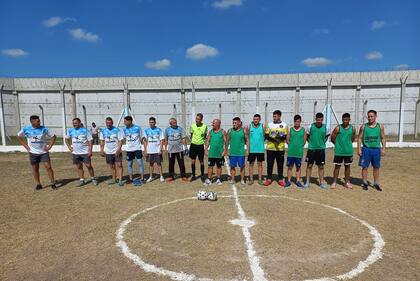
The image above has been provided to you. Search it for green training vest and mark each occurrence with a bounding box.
[288,127,305,158]
[208,129,224,158]
[334,125,354,156]
[229,128,245,156]
[308,123,327,150]
[363,123,381,148]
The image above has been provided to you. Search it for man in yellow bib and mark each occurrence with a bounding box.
[189,113,208,182]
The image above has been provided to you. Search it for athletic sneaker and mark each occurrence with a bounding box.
[361,182,368,191]
[146,177,153,183]
[304,182,310,188]
[258,180,264,186]
[240,179,246,185]
[35,184,42,190]
[204,178,212,186]
[92,178,98,186]
[166,176,174,183]
[296,181,304,188]
[248,179,254,185]
[330,182,337,189]
[200,176,205,183]
[264,179,273,186]
[182,177,189,182]
[344,182,353,189]
[319,183,328,189]
[228,179,235,184]
[77,179,86,187]
[373,184,382,191]
[51,183,58,190]
[189,175,197,182]
[117,180,124,187]
[278,179,285,187]
[107,179,116,185]
[284,180,292,188]
[160,176,165,182]
[216,179,223,185]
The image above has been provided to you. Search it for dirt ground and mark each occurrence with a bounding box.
[0,148,419,281]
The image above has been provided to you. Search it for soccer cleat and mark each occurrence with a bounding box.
[35,184,43,190]
[330,182,337,189]
[258,180,264,186]
[160,176,165,182]
[216,179,223,185]
[146,177,153,183]
[303,182,310,188]
[344,182,353,189]
[362,183,368,191]
[248,179,254,185]
[133,178,142,187]
[373,184,382,191]
[240,179,246,185]
[77,179,86,187]
[181,177,189,182]
[51,183,58,190]
[264,179,273,186]
[204,178,212,186]
[107,179,116,185]
[228,179,235,184]
[278,179,285,187]
[117,180,125,187]
[200,176,205,183]
[319,183,328,189]
[92,178,99,186]
[296,181,304,188]
[189,175,197,182]
[166,176,174,182]
[284,180,292,188]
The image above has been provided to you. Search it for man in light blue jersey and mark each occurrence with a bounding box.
[245,114,266,185]
[99,117,125,187]
[123,116,146,185]
[65,117,98,186]
[164,118,188,182]
[17,115,58,190]
[144,116,165,183]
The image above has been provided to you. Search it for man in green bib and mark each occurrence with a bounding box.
[225,117,248,185]
[304,112,330,189]
[357,110,386,191]
[204,119,226,186]
[331,113,356,189]
[189,113,208,182]
[286,114,306,188]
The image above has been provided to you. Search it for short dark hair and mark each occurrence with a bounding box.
[315,112,324,119]
[124,116,133,121]
[273,110,282,116]
[294,114,302,121]
[149,116,156,122]
[367,110,377,116]
[105,117,113,122]
[342,113,351,119]
[91,122,96,125]
[253,114,261,119]
[233,117,241,122]
[72,117,81,122]
[30,115,40,121]
[196,113,203,119]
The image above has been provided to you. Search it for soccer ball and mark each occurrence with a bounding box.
[197,190,207,200]
[207,191,217,201]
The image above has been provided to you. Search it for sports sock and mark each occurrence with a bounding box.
[191,163,196,176]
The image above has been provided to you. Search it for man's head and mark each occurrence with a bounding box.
[272,110,282,123]
[342,113,351,126]
[293,114,302,128]
[169,118,177,128]
[105,117,113,128]
[367,110,377,124]
[253,114,261,126]
[195,113,203,125]
[232,117,241,129]
[212,118,221,130]
[315,112,324,126]
[92,122,96,127]
[30,115,41,128]
[149,116,156,128]
[72,117,82,129]
[123,116,133,127]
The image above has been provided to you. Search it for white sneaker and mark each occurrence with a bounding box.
[240,180,246,185]
[216,179,222,185]
[204,178,212,186]
[146,177,153,183]
[228,179,235,184]
[160,176,165,182]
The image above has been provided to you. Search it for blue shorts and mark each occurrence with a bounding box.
[230,156,245,168]
[359,147,381,169]
[287,156,302,168]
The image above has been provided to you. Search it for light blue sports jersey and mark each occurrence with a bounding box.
[164,126,186,153]
[66,127,92,155]
[18,125,55,155]
[123,124,143,152]
[249,123,265,153]
[144,127,164,154]
[99,127,124,154]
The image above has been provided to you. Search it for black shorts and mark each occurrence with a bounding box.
[189,144,204,161]
[248,153,265,163]
[306,149,325,166]
[333,155,353,165]
[147,153,162,165]
[73,154,91,165]
[126,150,143,161]
[105,153,123,165]
[29,153,50,165]
[208,157,224,168]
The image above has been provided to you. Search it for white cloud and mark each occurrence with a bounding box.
[144,59,171,70]
[212,0,244,9]
[69,28,100,42]
[186,43,219,60]
[371,20,386,30]
[301,57,332,67]
[43,16,75,27]
[394,64,409,70]
[1,49,29,57]
[312,28,330,36]
[365,51,383,60]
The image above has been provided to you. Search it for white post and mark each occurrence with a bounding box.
[82,105,87,127]
[313,101,318,121]
[13,91,21,131]
[256,82,260,114]
[398,76,408,143]
[181,89,186,129]
[355,85,361,126]
[294,86,300,115]
[0,85,6,146]
[264,102,268,124]
[60,84,67,138]
[362,100,368,123]
[172,104,177,118]
[236,87,241,118]
[70,91,77,118]
[38,105,45,125]
[191,82,196,122]
[218,103,222,121]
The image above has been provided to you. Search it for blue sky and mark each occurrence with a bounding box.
[0,0,419,77]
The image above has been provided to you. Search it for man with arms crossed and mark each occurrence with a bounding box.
[144,117,165,183]
[99,117,125,187]
[123,116,145,185]
[65,117,98,186]
[189,113,208,182]
[358,110,386,191]
[17,115,58,190]
[164,118,188,182]
[246,114,265,185]
[331,113,356,189]
[204,118,226,186]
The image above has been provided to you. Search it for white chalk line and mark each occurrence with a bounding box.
[230,185,268,281]
[115,194,385,281]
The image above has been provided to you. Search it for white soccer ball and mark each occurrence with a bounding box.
[206,191,217,201]
[197,190,207,201]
